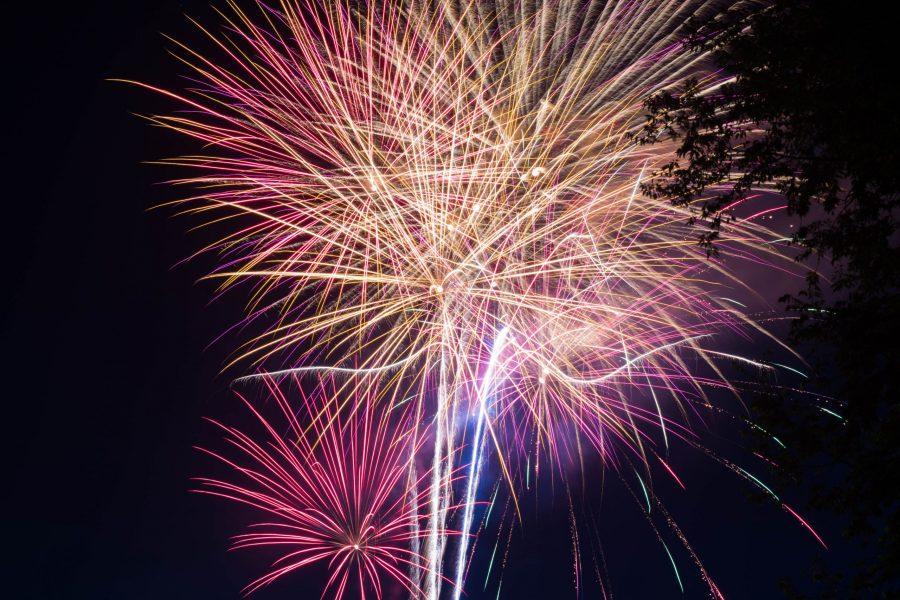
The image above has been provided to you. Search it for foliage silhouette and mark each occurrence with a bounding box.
[636,1,899,596]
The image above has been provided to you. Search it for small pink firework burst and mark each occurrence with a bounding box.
[196,376,450,598]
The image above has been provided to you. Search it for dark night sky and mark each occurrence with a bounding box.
[3,3,846,598]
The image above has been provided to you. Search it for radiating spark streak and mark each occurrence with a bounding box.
[772,362,808,379]
[658,457,686,490]
[232,343,433,383]
[452,326,510,600]
[647,374,669,451]
[661,540,685,594]
[737,466,779,501]
[553,335,712,385]
[718,297,748,308]
[817,406,844,421]
[696,349,775,371]
[484,536,501,591]
[426,343,451,600]
[484,485,499,528]
[635,470,652,513]
[783,504,828,549]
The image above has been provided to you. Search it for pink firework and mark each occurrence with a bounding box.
[196,376,449,598]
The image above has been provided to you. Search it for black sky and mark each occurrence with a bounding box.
[4,2,844,598]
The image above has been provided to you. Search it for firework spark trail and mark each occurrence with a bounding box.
[424,336,452,600]
[452,325,509,600]
[134,0,819,596]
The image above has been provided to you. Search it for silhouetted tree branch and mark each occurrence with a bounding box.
[637,1,900,596]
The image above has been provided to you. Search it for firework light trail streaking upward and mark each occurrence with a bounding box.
[452,325,509,600]
[131,0,822,596]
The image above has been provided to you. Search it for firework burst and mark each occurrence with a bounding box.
[132,0,822,597]
[197,376,452,598]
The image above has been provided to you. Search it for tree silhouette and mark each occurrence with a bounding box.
[636,1,899,596]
